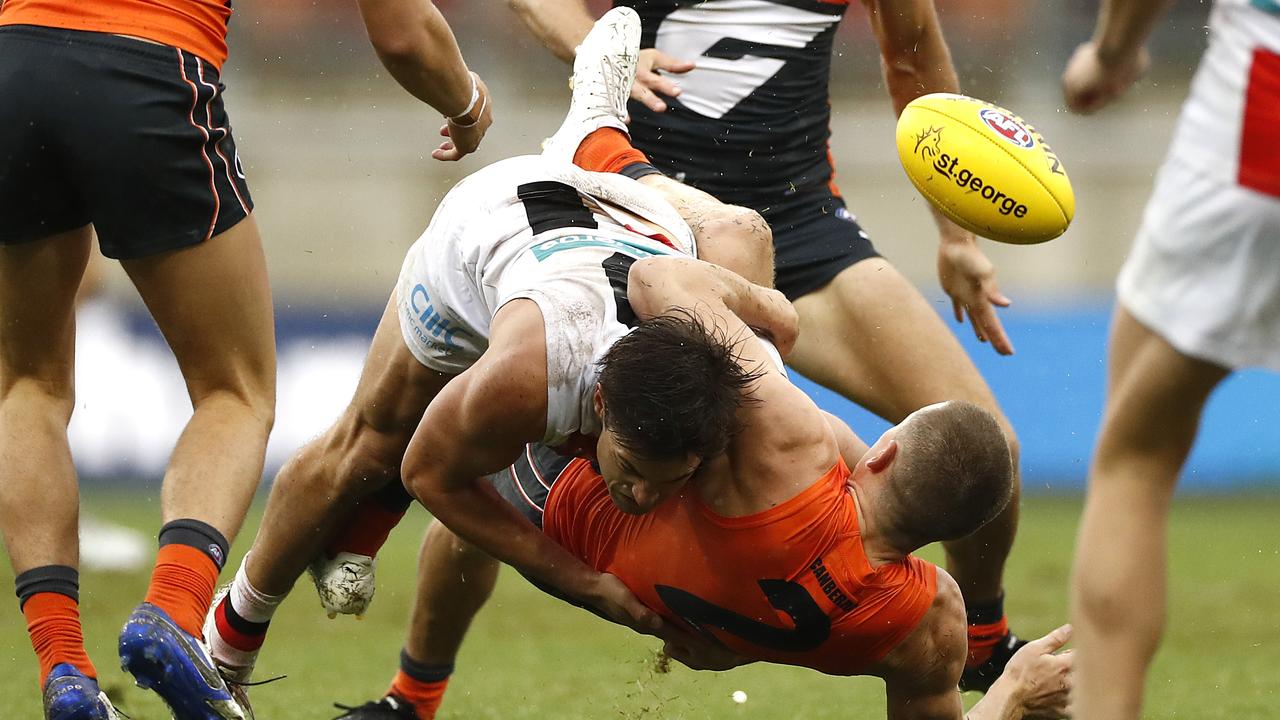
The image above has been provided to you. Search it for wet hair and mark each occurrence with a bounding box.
[597,311,763,461]
[886,401,1014,547]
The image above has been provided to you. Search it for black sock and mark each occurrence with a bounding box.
[158,519,230,571]
[15,565,79,609]
[400,649,453,683]
[619,161,662,181]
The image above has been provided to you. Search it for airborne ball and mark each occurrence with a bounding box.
[896,93,1074,244]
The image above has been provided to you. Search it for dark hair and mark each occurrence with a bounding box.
[886,401,1013,546]
[597,311,762,460]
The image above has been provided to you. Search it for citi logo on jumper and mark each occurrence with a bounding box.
[932,154,1029,218]
[979,108,1035,149]
[408,283,461,349]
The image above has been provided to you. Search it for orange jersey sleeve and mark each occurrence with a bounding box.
[543,458,937,675]
[0,0,231,67]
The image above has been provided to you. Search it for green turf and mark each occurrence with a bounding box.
[3,494,1279,719]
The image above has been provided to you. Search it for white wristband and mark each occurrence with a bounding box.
[449,92,487,128]
[448,73,480,122]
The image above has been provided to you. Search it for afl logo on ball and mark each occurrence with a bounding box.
[979,108,1035,149]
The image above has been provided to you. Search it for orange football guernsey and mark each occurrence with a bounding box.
[543,457,938,675]
[0,0,232,67]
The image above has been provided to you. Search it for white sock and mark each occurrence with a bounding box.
[206,555,287,676]
[228,556,286,624]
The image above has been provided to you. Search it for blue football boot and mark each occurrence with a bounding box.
[42,663,119,720]
[118,602,246,719]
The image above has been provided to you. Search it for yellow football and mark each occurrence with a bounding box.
[895,93,1074,244]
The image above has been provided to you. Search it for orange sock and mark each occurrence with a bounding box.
[966,615,1009,667]
[24,592,97,685]
[389,668,451,720]
[144,544,220,638]
[573,128,651,174]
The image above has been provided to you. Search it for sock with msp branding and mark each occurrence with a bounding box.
[144,519,228,637]
[387,650,453,720]
[573,128,660,179]
[326,480,415,559]
[209,558,285,670]
[17,565,98,685]
[965,594,1010,668]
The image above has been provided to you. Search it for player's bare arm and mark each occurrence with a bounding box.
[878,572,1073,720]
[356,0,493,160]
[1062,0,1175,114]
[403,299,660,633]
[875,568,969,720]
[628,255,845,506]
[862,0,1014,355]
[627,256,798,357]
[508,0,694,112]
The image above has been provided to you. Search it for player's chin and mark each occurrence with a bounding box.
[608,491,645,515]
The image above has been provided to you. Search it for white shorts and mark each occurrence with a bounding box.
[391,156,697,378]
[1118,156,1280,371]
[394,237,489,375]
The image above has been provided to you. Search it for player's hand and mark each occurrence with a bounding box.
[587,572,665,634]
[1003,624,1074,719]
[434,72,493,162]
[657,628,750,672]
[632,48,695,113]
[937,230,1014,355]
[1062,40,1150,115]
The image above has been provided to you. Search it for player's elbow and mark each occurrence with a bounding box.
[400,454,438,507]
[368,30,423,66]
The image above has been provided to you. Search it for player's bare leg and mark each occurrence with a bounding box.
[0,226,110,712]
[0,226,92,574]
[1071,308,1227,720]
[121,214,276,546]
[333,521,499,719]
[206,295,453,682]
[114,214,275,719]
[787,258,1022,688]
[636,174,775,288]
[246,296,449,594]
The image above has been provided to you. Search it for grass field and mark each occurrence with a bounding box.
[3,493,1279,719]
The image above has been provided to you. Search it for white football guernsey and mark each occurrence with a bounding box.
[395,155,697,444]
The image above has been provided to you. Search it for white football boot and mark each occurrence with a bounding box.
[203,585,258,720]
[308,551,377,619]
[541,6,642,165]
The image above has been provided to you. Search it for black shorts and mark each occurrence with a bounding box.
[756,189,880,302]
[486,444,576,530]
[0,25,253,259]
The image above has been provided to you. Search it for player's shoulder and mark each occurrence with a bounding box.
[869,567,965,690]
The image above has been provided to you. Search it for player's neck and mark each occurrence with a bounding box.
[849,481,912,566]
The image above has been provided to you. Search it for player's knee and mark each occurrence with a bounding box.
[192,385,276,436]
[1074,576,1160,642]
[0,376,76,425]
[714,205,773,260]
[702,206,774,286]
[328,413,408,497]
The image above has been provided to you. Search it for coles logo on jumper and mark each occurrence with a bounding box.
[979,108,1035,149]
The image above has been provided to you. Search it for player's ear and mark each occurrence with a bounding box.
[593,383,606,419]
[864,439,899,474]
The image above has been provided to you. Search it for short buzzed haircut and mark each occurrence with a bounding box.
[886,401,1014,548]
[597,311,762,461]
